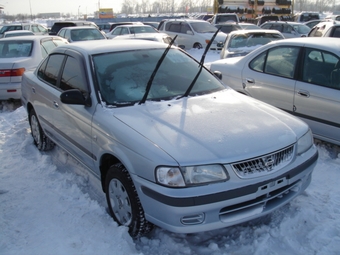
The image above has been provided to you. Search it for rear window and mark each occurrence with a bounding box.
[0,40,33,58]
[0,25,23,35]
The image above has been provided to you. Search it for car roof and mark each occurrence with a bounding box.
[4,30,35,34]
[0,35,67,42]
[164,19,208,23]
[265,37,340,53]
[59,26,100,30]
[52,39,168,55]
[228,29,283,36]
[114,24,152,28]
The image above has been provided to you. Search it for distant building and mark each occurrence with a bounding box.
[37,12,61,19]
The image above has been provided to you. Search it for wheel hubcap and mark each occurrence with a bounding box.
[31,115,41,145]
[109,179,132,226]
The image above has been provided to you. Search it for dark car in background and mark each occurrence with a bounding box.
[49,21,99,35]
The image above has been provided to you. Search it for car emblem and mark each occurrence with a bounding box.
[263,156,275,171]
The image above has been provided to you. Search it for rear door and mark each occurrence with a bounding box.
[243,45,300,112]
[294,47,340,144]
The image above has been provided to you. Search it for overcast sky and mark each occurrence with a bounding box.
[1,0,127,15]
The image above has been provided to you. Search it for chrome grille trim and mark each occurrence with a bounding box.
[231,145,294,178]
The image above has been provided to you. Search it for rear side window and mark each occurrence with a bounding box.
[41,39,67,58]
[39,54,65,86]
[250,46,299,79]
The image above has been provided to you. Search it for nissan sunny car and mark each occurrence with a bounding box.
[210,37,340,146]
[21,40,318,237]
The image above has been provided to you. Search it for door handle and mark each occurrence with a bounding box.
[297,90,310,98]
[53,101,59,108]
[246,78,255,84]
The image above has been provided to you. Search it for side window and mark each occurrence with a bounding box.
[249,51,267,72]
[38,25,47,33]
[271,24,283,32]
[60,56,88,93]
[121,27,129,35]
[167,23,181,33]
[42,54,65,86]
[58,29,65,37]
[41,40,59,57]
[330,27,340,38]
[303,48,340,89]
[264,47,299,78]
[23,25,30,30]
[180,23,191,34]
[282,24,292,33]
[261,24,272,29]
[112,27,122,35]
[31,25,40,33]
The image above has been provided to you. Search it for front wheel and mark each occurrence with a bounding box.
[193,43,203,49]
[29,109,55,151]
[105,163,153,237]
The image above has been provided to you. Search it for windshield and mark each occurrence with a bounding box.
[129,26,156,33]
[71,29,105,41]
[0,40,33,58]
[229,33,283,50]
[190,22,217,33]
[293,24,311,34]
[92,48,225,106]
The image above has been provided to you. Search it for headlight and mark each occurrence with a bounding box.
[156,165,228,187]
[297,129,313,155]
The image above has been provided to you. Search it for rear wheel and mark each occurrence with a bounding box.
[29,109,55,151]
[105,163,153,237]
[193,43,203,49]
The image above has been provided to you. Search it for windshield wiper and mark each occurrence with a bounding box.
[178,27,221,99]
[139,35,178,105]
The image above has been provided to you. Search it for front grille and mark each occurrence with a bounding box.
[231,145,294,178]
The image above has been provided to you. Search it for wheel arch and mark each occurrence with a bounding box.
[99,153,123,193]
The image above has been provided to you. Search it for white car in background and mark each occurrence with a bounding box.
[106,24,158,39]
[220,29,284,59]
[112,32,174,45]
[3,30,35,38]
[157,19,227,50]
[0,36,68,100]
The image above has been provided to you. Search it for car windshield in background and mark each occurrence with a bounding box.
[229,33,283,49]
[92,48,225,106]
[129,26,156,33]
[70,29,106,41]
[0,40,33,58]
[190,22,217,33]
[293,24,311,34]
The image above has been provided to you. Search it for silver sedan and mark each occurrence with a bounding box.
[210,37,340,146]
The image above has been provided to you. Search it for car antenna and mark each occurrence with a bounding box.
[139,35,178,105]
[178,27,221,99]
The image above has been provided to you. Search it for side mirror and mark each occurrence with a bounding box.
[216,41,224,48]
[213,71,222,80]
[60,89,91,107]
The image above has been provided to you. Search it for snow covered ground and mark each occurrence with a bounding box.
[1,49,340,255]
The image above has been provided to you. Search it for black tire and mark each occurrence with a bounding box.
[193,43,203,49]
[105,163,153,237]
[29,109,55,151]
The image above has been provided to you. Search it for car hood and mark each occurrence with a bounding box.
[113,89,306,165]
[200,32,227,42]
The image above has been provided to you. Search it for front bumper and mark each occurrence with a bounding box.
[133,147,318,234]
